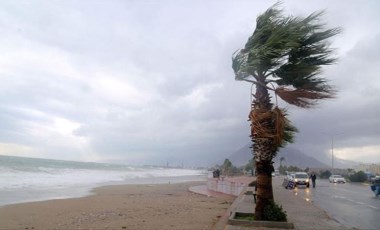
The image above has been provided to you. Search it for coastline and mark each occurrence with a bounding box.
[0,180,234,229]
[0,174,208,207]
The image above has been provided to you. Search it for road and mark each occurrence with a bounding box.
[282,178,380,229]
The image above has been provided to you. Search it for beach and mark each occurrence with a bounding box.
[0,181,234,229]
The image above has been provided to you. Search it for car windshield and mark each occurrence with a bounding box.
[333,175,342,178]
[295,174,308,178]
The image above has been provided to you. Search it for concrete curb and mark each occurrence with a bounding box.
[228,211,294,229]
[225,186,295,229]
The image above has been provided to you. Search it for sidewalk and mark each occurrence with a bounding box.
[190,176,350,230]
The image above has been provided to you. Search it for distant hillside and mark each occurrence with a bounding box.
[225,144,330,168]
[312,151,359,169]
[226,143,252,167]
[274,148,329,168]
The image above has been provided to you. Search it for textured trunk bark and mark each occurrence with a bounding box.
[251,82,275,220]
[254,161,274,219]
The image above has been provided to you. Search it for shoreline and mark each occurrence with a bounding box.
[0,174,208,207]
[0,180,234,229]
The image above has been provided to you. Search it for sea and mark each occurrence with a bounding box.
[0,155,207,207]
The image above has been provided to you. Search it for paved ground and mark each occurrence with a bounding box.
[190,176,352,230]
[269,177,351,230]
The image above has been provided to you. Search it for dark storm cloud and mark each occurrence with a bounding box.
[288,33,380,163]
[0,0,379,164]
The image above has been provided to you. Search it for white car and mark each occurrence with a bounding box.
[294,172,310,187]
[329,175,346,183]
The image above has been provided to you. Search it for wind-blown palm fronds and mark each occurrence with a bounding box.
[272,106,297,148]
[249,106,297,148]
[232,2,340,220]
[232,4,341,103]
[275,87,336,108]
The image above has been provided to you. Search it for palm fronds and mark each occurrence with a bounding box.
[275,86,336,108]
[273,107,298,148]
[249,106,297,149]
[249,108,273,138]
[272,106,297,149]
[232,50,251,80]
[232,3,341,106]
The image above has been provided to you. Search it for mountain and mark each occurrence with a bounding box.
[274,148,329,168]
[311,151,359,169]
[225,144,330,168]
[226,143,252,167]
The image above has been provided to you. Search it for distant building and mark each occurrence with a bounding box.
[356,163,380,175]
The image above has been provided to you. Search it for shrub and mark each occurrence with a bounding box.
[263,201,287,222]
[319,170,332,179]
[349,171,367,182]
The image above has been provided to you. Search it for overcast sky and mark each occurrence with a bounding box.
[0,0,379,166]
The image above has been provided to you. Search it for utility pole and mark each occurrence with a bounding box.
[322,132,343,174]
[331,136,334,173]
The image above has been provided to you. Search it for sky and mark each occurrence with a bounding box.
[0,0,379,166]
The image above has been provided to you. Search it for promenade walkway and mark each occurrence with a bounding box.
[189,176,351,230]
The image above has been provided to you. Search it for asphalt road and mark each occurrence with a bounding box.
[284,178,380,230]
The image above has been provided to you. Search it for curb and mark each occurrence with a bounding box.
[225,186,295,229]
[228,211,294,229]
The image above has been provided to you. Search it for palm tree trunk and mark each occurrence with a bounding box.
[250,83,275,220]
[255,161,274,220]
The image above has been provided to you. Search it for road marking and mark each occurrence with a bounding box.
[355,201,366,205]
[367,205,380,210]
[330,195,380,210]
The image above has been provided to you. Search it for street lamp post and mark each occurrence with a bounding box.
[322,132,343,174]
[331,136,334,173]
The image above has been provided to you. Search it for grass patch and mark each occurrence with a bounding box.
[234,213,255,221]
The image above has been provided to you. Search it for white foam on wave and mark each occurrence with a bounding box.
[0,156,207,206]
[0,166,205,190]
[0,165,207,206]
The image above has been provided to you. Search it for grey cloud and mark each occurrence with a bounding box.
[288,33,380,162]
[1,0,379,165]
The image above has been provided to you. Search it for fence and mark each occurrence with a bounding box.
[207,176,247,196]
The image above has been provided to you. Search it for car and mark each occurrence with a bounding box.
[294,172,310,187]
[372,176,380,185]
[371,176,380,183]
[329,175,346,183]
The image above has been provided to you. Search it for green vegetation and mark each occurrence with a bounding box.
[349,171,367,182]
[263,201,287,222]
[319,170,332,179]
[218,158,243,176]
[234,202,287,222]
[244,158,255,174]
[232,3,340,220]
[235,214,255,221]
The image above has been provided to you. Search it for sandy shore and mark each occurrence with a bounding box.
[0,181,234,229]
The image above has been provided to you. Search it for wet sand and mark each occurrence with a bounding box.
[0,181,234,229]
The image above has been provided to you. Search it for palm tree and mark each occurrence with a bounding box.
[232,4,341,220]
